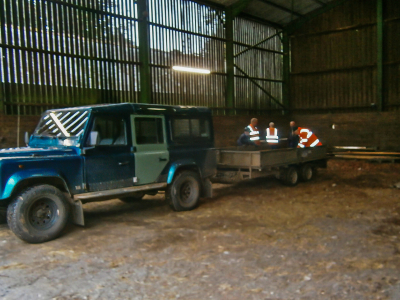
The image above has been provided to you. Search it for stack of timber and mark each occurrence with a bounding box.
[330,146,400,163]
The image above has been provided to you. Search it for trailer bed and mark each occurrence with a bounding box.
[213,146,328,184]
[217,146,327,170]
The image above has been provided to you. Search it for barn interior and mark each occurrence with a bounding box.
[1,0,400,299]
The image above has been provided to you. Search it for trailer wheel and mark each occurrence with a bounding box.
[167,171,201,211]
[283,166,299,186]
[7,185,69,243]
[300,164,314,182]
[120,192,145,203]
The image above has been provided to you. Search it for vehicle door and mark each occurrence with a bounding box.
[131,115,169,185]
[83,115,134,192]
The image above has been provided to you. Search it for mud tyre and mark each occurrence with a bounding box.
[7,185,69,243]
[283,166,299,186]
[120,192,145,203]
[167,171,201,211]
[300,164,314,182]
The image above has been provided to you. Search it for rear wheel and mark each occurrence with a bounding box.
[167,171,201,211]
[282,166,299,186]
[300,164,314,182]
[7,185,69,243]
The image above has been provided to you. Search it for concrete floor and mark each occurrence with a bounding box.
[1,160,400,300]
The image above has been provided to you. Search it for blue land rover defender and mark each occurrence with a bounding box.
[1,103,216,243]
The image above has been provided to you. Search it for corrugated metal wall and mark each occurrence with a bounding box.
[234,17,283,113]
[289,0,400,113]
[0,0,141,115]
[385,0,400,111]
[0,0,283,116]
[148,0,226,109]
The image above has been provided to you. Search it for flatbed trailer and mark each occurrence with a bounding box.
[213,146,328,185]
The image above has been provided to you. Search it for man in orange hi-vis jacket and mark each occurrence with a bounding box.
[294,127,322,148]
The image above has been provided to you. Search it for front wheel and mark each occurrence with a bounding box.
[167,171,201,211]
[7,185,69,243]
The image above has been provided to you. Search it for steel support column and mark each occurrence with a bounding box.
[377,0,384,112]
[225,7,235,115]
[282,31,290,112]
[137,0,151,103]
[225,0,252,115]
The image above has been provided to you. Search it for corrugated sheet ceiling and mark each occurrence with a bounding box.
[207,0,335,27]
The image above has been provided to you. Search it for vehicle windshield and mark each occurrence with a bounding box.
[32,109,90,147]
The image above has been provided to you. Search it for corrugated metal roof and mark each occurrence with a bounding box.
[205,0,335,27]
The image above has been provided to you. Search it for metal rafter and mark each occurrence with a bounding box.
[309,0,327,6]
[231,0,252,16]
[234,31,283,57]
[259,0,303,18]
[286,0,350,34]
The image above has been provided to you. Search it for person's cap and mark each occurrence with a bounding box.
[244,127,251,132]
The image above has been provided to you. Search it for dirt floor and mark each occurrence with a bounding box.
[1,159,400,300]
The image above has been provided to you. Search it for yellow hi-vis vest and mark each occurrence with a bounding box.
[266,128,278,144]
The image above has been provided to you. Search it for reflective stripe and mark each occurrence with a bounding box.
[300,128,312,139]
[310,139,320,147]
[266,128,279,143]
[247,126,259,136]
[247,125,259,141]
[298,143,305,148]
[299,138,308,144]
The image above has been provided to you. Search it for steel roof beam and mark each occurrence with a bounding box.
[239,12,283,29]
[286,0,350,34]
[309,0,327,6]
[259,0,303,18]
[227,0,252,17]
[234,31,283,57]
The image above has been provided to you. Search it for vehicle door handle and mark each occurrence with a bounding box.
[118,161,129,166]
[159,157,167,162]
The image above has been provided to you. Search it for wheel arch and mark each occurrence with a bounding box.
[167,160,201,185]
[2,171,71,202]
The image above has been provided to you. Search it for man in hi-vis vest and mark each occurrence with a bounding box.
[246,118,260,145]
[294,127,322,148]
[266,122,279,149]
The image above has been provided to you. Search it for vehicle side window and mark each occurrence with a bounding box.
[171,118,211,143]
[86,116,127,146]
[135,118,164,145]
